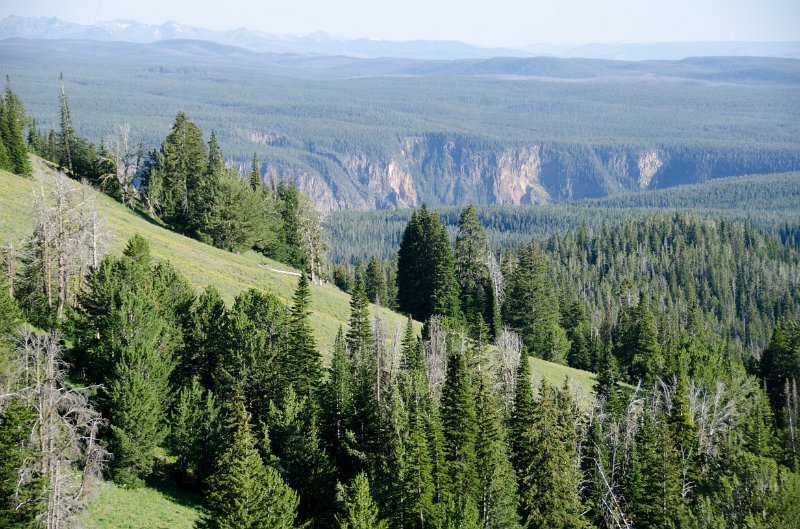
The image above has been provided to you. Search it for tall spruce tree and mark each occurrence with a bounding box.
[250,152,261,191]
[519,380,588,529]
[397,206,460,321]
[145,112,207,231]
[57,73,75,173]
[365,256,388,306]
[197,395,300,529]
[474,375,521,529]
[287,273,322,399]
[105,283,178,485]
[320,327,356,482]
[454,205,492,328]
[504,242,569,363]
[347,275,373,362]
[439,348,479,510]
[1,79,31,177]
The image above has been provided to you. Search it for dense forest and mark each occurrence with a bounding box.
[2,71,800,529]
[3,40,800,210]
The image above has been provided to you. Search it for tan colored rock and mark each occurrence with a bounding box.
[493,145,550,204]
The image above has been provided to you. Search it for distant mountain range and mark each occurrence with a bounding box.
[2,15,799,61]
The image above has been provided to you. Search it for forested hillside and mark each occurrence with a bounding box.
[2,38,799,210]
[1,38,800,529]
[326,171,800,261]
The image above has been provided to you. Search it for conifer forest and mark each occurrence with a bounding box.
[1,10,800,529]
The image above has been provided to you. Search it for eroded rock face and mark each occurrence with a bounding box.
[637,149,663,189]
[494,145,550,205]
[256,136,794,211]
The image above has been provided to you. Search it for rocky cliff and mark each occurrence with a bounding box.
[262,136,800,212]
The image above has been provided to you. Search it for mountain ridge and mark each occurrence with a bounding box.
[3,14,800,60]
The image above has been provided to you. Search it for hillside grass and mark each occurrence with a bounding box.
[0,157,411,353]
[1,156,603,528]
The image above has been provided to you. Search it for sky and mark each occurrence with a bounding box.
[2,0,799,48]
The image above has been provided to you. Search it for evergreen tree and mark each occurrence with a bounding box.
[365,256,387,306]
[398,367,437,529]
[504,242,569,363]
[0,274,22,383]
[106,284,177,485]
[397,206,460,321]
[337,472,388,529]
[1,79,31,176]
[346,275,373,361]
[287,273,322,399]
[454,205,491,328]
[0,400,43,529]
[179,285,227,391]
[250,152,261,191]
[760,319,800,427]
[197,395,300,529]
[474,375,521,529]
[593,344,623,416]
[509,354,536,503]
[57,73,75,173]
[145,112,207,231]
[320,327,356,482]
[168,378,223,485]
[624,410,684,529]
[439,348,479,508]
[519,381,588,529]
[268,388,338,528]
[206,130,225,177]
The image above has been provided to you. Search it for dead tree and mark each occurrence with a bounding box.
[101,123,143,207]
[28,173,108,321]
[423,315,448,401]
[492,327,521,414]
[3,331,109,529]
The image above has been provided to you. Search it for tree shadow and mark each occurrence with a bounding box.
[145,472,203,510]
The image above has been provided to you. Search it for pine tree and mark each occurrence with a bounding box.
[509,355,536,502]
[197,395,300,529]
[397,206,460,321]
[145,112,207,231]
[347,275,373,362]
[57,73,75,174]
[474,375,521,529]
[320,327,356,482]
[616,301,663,384]
[454,205,491,327]
[287,273,322,399]
[179,285,227,391]
[399,371,437,529]
[365,256,387,306]
[106,284,177,486]
[250,152,261,191]
[1,78,31,176]
[168,378,223,485]
[0,273,22,385]
[268,388,338,528]
[504,242,569,362]
[337,472,388,529]
[207,130,225,177]
[0,400,43,529]
[519,380,588,529]
[440,348,479,507]
[594,344,623,416]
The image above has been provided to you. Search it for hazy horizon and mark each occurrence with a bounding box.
[2,0,799,49]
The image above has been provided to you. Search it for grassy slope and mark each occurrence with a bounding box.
[0,157,410,353]
[1,156,599,528]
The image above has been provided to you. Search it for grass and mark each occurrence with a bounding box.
[81,477,201,529]
[2,156,603,528]
[0,157,410,354]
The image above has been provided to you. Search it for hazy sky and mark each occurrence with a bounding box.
[3,0,799,47]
